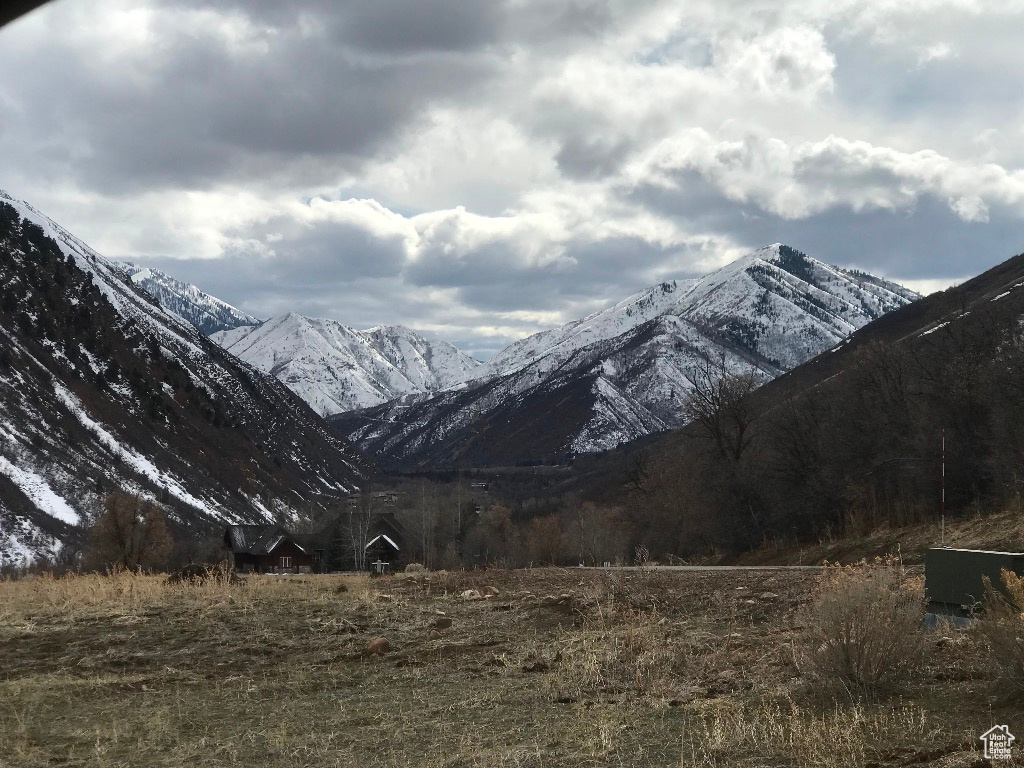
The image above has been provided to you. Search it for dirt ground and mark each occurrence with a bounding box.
[0,567,1019,767]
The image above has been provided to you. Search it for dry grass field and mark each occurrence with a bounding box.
[0,566,1019,767]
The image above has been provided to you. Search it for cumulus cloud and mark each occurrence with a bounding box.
[2,0,1024,355]
[631,131,1024,222]
[949,194,990,223]
[717,26,836,99]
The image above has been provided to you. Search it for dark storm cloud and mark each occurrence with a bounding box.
[224,220,408,284]
[328,1,503,53]
[405,236,581,312]
[406,228,688,312]
[163,0,505,52]
[555,135,634,181]
[0,1,504,194]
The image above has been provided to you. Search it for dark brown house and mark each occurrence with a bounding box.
[364,514,405,571]
[223,525,317,573]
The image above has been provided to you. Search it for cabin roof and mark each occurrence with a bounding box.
[365,533,400,551]
[225,524,307,555]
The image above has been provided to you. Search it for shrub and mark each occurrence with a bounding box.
[978,569,1024,701]
[795,556,924,701]
[404,562,425,573]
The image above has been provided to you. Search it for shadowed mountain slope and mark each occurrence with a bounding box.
[0,192,370,563]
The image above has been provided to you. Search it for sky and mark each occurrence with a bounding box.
[2,1,1024,359]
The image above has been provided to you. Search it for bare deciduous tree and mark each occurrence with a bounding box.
[344,493,376,571]
[89,492,173,571]
[526,515,564,564]
[683,354,761,462]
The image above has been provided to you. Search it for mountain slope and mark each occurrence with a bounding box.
[211,314,480,416]
[572,246,1024,555]
[470,279,698,382]
[0,191,370,563]
[124,265,260,335]
[330,245,918,469]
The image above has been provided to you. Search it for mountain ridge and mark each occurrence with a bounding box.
[125,265,261,335]
[329,244,919,469]
[211,313,481,417]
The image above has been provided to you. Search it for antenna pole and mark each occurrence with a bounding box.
[941,428,945,545]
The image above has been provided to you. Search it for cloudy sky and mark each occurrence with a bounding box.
[2,0,1024,358]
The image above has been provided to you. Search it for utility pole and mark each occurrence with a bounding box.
[456,465,463,538]
[941,428,946,545]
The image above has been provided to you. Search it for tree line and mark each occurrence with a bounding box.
[622,291,1024,557]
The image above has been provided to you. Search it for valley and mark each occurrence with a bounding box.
[3,3,1023,767]
[0,188,928,566]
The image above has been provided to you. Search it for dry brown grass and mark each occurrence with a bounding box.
[0,567,1017,767]
[977,569,1024,701]
[680,699,937,768]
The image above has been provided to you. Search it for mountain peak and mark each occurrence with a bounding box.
[212,313,480,416]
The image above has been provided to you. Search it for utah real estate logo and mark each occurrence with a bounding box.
[980,725,1015,760]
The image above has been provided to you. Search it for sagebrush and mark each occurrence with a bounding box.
[795,556,924,700]
[978,568,1024,700]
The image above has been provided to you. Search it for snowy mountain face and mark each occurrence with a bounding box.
[329,244,919,469]
[211,314,480,417]
[124,265,260,335]
[0,191,369,564]
[469,279,698,382]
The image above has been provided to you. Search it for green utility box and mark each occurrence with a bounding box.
[925,547,1024,618]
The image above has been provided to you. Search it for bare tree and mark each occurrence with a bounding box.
[526,515,564,564]
[417,481,438,569]
[683,354,761,462]
[89,492,173,571]
[568,502,627,565]
[342,491,376,571]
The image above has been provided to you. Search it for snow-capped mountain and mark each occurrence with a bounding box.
[211,314,480,416]
[0,191,369,563]
[330,244,919,469]
[124,265,260,335]
[473,245,916,384]
[469,279,698,382]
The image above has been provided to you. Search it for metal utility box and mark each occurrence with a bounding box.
[925,547,1024,618]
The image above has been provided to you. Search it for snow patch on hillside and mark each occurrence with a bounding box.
[0,456,80,525]
[53,382,216,517]
[123,264,261,335]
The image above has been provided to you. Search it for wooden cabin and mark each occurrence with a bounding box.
[223,525,317,574]
[364,513,405,573]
